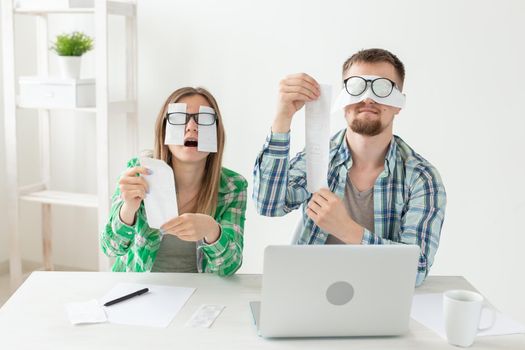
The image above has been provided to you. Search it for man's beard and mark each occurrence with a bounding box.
[349,117,384,136]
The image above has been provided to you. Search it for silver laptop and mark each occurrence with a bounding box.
[250,244,419,338]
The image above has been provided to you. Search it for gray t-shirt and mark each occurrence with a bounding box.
[325,172,375,244]
[151,235,198,272]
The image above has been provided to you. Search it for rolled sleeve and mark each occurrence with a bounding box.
[253,130,310,217]
[265,131,291,158]
[200,174,247,277]
[101,199,136,257]
[111,204,136,237]
[361,229,382,244]
[200,226,229,258]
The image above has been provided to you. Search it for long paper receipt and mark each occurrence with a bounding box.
[140,157,178,229]
[305,84,332,193]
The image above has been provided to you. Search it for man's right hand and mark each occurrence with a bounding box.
[118,166,150,225]
[272,73,321,133]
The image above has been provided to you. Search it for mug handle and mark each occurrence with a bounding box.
[478,306,497,332]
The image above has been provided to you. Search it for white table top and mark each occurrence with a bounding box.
[0,272,522,349]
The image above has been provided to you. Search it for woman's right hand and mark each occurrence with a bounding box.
[118,166,150,225]
[272,73,321,133]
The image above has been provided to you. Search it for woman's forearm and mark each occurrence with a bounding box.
[119,202,138,226]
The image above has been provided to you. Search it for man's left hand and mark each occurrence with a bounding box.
[306,188,364,244]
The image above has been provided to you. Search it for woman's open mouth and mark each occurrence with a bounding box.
[184,138,198,147]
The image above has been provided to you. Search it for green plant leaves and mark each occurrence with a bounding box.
[50,31,94,56]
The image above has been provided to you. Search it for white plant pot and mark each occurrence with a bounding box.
[58,56,81,79]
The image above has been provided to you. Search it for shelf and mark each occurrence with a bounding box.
[109,100,135,114]
[16,104,97,113]
[20,190,98,208]
[14,1,135,17]
[16,99,135,114]
[15,8,95,14]
[3,0,137,278]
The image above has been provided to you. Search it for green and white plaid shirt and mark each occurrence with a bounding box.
[101,157,247,276]
[253,129,446,286]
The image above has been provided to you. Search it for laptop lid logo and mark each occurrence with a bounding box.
[326,281,354,306]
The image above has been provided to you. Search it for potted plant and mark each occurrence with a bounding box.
[50,31,93,79]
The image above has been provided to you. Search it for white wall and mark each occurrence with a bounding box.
[0,10,7,264]
[137,0,525,323]
[1,0,524,323]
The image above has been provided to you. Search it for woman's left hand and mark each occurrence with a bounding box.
[160,213,221,243]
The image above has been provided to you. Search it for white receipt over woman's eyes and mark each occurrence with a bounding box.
[196,106,217,153]
[164,103,186,146]
[140,157,178,229]
[305,84,332,193]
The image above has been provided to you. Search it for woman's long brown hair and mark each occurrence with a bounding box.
[153,87,225,216]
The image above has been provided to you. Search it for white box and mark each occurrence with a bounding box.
[18,77,96,109]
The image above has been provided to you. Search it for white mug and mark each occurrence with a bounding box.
[443,290,496,347]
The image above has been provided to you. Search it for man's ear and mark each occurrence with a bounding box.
[394,107,402,116]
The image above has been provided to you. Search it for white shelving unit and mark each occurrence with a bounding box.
[1,0,138,287]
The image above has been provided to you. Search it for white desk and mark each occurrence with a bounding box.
[0,272,522,349]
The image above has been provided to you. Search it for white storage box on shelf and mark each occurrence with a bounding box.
[18,77,96,108]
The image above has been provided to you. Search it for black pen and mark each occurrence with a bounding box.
[103,288,149,307]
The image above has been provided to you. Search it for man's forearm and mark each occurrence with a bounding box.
[271,115,292,133]
[339,217,365,244]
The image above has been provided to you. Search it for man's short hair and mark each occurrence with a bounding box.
[342,48,405,88]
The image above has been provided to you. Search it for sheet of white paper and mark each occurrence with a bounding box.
[185,304,225,328]
[305,84,332,193]
[197,105,217,153]
[65,299,107,325]
[411,293,525,338]
[164,103,186,145]
[140,157,178,229]
[100,283,195,328]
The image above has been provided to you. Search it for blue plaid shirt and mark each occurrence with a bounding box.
[252,129,446,286]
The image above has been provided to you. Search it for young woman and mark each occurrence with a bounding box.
[101,87,247,276]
